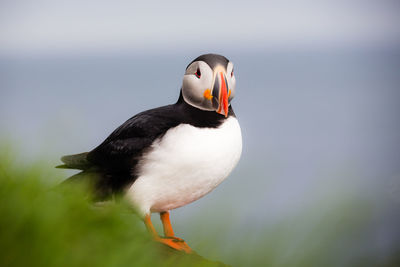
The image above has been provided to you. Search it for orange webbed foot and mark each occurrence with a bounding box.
[156,236,192,253]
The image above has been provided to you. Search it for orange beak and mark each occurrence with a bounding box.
[216,72,229,117]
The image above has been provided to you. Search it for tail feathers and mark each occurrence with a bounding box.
[57,152,92,170]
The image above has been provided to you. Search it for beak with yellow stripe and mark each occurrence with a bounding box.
[182,54,236,117]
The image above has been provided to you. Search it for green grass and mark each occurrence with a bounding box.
[0,148,224,267]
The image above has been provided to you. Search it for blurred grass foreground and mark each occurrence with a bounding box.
[1,145,399,267]
[0,148,226,267]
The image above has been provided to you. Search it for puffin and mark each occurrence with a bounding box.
[58,53,242,253]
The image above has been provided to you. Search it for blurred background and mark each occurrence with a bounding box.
[1,0,400,266]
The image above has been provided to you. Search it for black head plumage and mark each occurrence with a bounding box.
[186,53,229,70]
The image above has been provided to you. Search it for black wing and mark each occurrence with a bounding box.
[86,104,182,172]
[58,105,179,199]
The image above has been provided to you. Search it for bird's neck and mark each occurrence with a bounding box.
[175,89,235,128]
[176,90,186,105]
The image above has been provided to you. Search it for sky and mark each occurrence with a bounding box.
[1,0,400,54]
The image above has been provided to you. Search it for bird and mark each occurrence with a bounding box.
[57,53,242,253]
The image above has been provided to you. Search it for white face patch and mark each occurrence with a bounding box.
[182,60,236,111]
[182,61,214,111]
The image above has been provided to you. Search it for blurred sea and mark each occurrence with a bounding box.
[1,47,399,265]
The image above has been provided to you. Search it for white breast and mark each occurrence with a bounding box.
[126,117,242,216]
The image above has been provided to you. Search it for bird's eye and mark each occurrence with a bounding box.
[195,68,201,79]
[231,69,234,77]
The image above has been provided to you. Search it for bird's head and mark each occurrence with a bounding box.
[181,54,236,117]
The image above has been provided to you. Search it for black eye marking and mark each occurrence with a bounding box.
[195,68,201,79]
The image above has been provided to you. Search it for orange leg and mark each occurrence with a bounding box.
[160,211,175,237]
[144,214,158,238]
[143,213,192,253]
